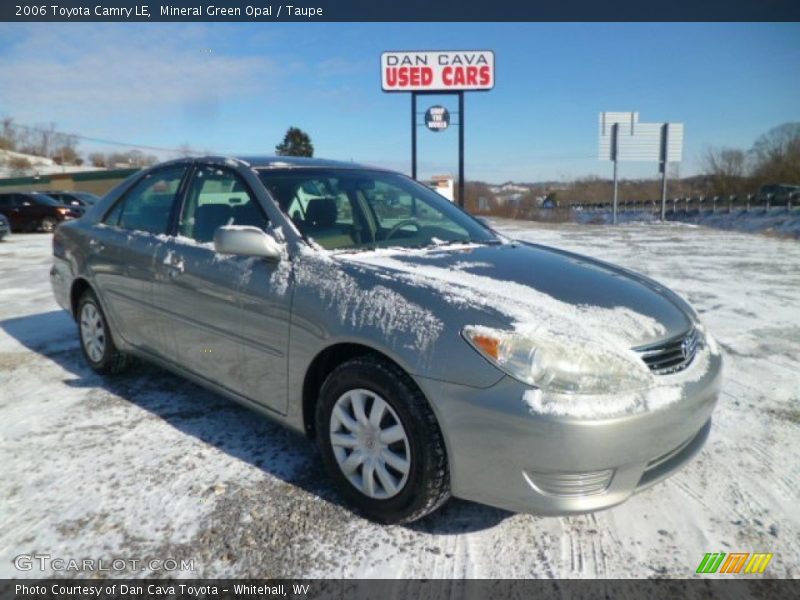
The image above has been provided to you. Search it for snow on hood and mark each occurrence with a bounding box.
[340,244,670,348]
[338,243,716,419]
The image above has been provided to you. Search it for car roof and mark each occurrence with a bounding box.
[198,155,377,171]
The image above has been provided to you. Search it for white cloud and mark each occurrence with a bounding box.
[0,24,281,140]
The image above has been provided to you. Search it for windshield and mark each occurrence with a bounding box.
[30,194,61,206]
[257,168,497,251]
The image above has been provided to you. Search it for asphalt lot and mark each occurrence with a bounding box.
[1,220,798,578]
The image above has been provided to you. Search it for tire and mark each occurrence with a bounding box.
[316,356,450,524]
[77,289,130,374]
[40,217,57,233]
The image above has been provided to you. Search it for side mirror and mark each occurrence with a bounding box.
[474,216,491,227]
[213,225,282,260]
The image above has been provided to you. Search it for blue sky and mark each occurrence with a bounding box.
[0,22,798,182]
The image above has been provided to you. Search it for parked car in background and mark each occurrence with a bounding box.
[0,213,9,240]
[50,156,722,523]
[41,191,102,217]
[43,190,101,208]
[758,184,800,205]
[0,192,80,232]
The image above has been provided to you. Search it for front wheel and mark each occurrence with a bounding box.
[316,356,450,524]
[77,290,130,374]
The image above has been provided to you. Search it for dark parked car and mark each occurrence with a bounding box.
[41,191,101,217]
[758,184,800,205]
[0,213,9,240]
[0,192,79,232]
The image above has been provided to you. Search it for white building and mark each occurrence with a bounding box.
[427,175,455,202]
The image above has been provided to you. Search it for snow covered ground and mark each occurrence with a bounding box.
[0,220,798,579]
[574,207,800,239]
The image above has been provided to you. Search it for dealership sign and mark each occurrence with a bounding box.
[425,106,450,131]
[381,51,495,92]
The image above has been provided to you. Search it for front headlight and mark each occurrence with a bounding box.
[462,325,653,395]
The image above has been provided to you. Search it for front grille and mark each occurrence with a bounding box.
[524,469,614,497]
[635,327,699,375]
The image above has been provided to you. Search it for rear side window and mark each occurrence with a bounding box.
[178,166,269,243]
[104,166,187,234]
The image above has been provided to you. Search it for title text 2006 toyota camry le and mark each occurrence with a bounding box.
[51,156,722,523]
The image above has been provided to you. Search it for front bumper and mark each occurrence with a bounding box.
[416,347,722,515]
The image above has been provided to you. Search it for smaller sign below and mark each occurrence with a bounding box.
[425,106,450,132]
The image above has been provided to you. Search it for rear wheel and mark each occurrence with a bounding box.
[40,217,57,233]
[77,290,130,374]
[316,356,450,523]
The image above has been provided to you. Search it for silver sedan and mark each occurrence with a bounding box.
[50,156,722,523]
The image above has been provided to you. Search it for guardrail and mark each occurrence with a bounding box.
[572,192,800,217]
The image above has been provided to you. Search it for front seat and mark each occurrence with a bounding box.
[303,198,353,249]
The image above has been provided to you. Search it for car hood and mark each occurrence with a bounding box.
[337,241,693,347]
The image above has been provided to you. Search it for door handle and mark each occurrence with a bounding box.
[88,239,104,251]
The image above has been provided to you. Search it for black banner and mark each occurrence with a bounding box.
[1,579,796,600]
[2,0,799,22]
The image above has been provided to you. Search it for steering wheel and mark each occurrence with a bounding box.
[385,220,420,241]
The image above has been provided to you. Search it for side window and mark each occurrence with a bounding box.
[103,197,124,226]
[104,166,187,234]
[179,166,269,243]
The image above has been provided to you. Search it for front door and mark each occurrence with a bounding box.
[156,164,291,414]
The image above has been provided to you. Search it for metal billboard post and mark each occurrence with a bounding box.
[611,122,619,225]
[411,92,417,180]
[458,91,465,209]
[659,123,669,221]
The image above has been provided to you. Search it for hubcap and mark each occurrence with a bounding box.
[80,302,106,364]
[329,389,411,500]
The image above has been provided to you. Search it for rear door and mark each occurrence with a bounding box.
[89,164,189,355]
[155,163,291,413]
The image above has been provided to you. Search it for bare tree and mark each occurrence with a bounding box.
[702,146,747,196]
[175,143,195,158]
[8,156,32,175]
[750,122,800,185]
[52,134,80,165]
[88,152,107,167]
[0,117,16,151]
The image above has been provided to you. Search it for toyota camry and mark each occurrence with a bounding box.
[50,156,722,523]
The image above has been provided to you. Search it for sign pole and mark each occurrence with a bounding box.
[411,92,417,180]
[458,91,465,208]
[660,123,669,221]
[611,122,619,225]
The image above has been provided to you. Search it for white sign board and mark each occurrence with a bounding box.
[381,50,495,92]
[599,112,683,162]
